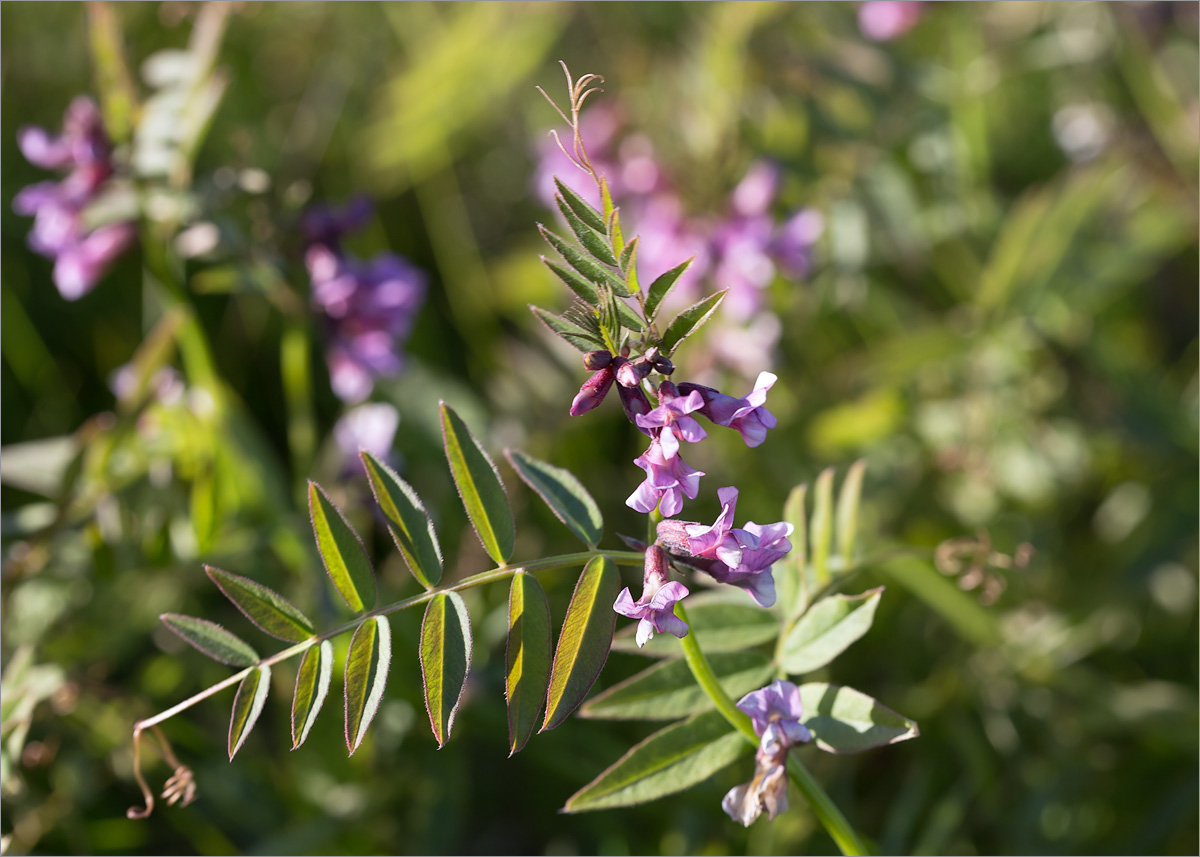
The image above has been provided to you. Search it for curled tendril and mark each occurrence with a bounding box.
[536,60,605,185]
[127,725,197,819]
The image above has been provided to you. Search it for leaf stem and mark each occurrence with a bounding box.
[674,602,866,856]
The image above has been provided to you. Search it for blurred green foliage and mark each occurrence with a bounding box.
[1,2,1196,855]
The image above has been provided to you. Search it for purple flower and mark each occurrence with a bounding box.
[613,546,690,647]
[13,97,134,300]
[680,372,778,448]
[305,201,427,403]
[334,402,400,472]
[656,487,792,607]
[626,438,704,517]
[737,679,812,753]
[772,208,824,280]
[300,195,373,251]
[721,753,789,827]
[570,365,616,416]
[635,382,708,458]
[858,1,924,41]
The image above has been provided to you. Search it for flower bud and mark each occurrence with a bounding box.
[651,353,675,375]
[569,366,615,416]
[616,358,651,388]
[643,544,671,595]
[658,380,681,402]
[655,519,696,557]
[583,350,613,371]
[617,381,653,434]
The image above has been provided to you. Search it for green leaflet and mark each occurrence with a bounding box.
[420,592,473,748]
[810,467,835,586]
[799,683,920,753]
[541,258,600,306]
[580,652,774,721]
[344,615,392,755]
[835,459,867,566]
[557,194,619,267]
[529,305,606,352]
[505,572,552,755]
[554,177,606,233]
[228,664,271,760]
[441,404,515,565]
[875,556,1002,647]
[291,640,333,750]
[611,594,778,658]
[361,451,443,589]
[541,555,620,732]
[563,710,749,812]
[161,614,259,667]
[643,258,692,323]
[776,483,809,619]
[206,566,315,642]
[779,588,884,674]
[504,449,603,547]
[659,290,726,355]
[309,481,377,613]
[539,224,631,297]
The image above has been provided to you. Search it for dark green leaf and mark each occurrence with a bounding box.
[836,459,867,566]
[361,451,443,589]
[554,177,606,233]
[291,640,333,750]
[779,588,884,674]
[161,614,259,667]
[228,665,271,760]
[799,683,919,753]
[505,449,603,547]
[506,572,552,755]
[563,710,749,812]
[539,224,631,297]
[206,566,315,643]
[810,468,834,587]
[440,404,515,565]
[529,305,606,352]
[420,592,472,747]
[309,481,376,613]
[612,593,778,657]
[344,616,392,755]
[557,194,619,267]
[542,257,600,306]
[581,652,774,721]
[659,290,727,355]
[542,555,621,731]
[643,258,693,323]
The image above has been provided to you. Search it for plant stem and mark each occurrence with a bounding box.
[674,602,867,856]
[280,319,316,500]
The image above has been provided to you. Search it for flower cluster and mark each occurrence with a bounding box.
[857,0,924,42]
[302,197,427,403]
[13,97,136,300]
[722,680,813,826]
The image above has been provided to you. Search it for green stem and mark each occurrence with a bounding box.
[280,320,316,499]
[675,602,867,856]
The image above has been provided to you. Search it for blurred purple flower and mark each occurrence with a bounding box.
[858,1,924,41]
[613,545,690,647]
[333,402,400,470]
[626,437,704,517]
[737,679,812,753]
[304,200,427,403]
[13,97,135,300]
[679,371,779,448]
[300,195,373,250]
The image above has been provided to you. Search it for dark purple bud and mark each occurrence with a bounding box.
[618,381,653,434]
[618,533,649,553]
[651,353,675,375]
[658,380,681,402]
[583,350,613,371]
[570,365,616,416]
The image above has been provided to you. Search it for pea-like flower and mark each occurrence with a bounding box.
[570,364,616,416]
[626,438,704,517]
[679,371,778,448]
[635,381,708,458]
[737,679,812,753]
[721,752,789,827]
[613,545,690,647]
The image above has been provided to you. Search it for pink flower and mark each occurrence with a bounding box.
[858,1,923,42]
[679,372,779,448]
[613,545,690,647]
[635,382,708,458]
[626,438,704,517]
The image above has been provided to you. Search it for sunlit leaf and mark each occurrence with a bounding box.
[206,566,315,643]
[779,588,884,674]
[505,449,603,547]
[291,640,333,750]
[799,683,919,753]
[643,258,692,323]
[161,614,259,667]
[611,594,778,657]
[776,483,809,619]
[542,555,620,731]
[309,481,376,613]
[659,290,727,355]
[835,460,867,566]
[557,194,619,267]
[541,257,600,306]
[361,451,443,589]
[228,664,270,760]
[539,224,631,297]
[563,710,748,812]
[554,177,606,233]
[506,571,552,755]
[529,305,606,352]
[441,403,515,565]
[420,592,472,747]
[344,616,392,755]
[810,467,834,587]
[581,652,774,721]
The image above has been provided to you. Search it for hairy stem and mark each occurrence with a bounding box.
[674,602,866,856]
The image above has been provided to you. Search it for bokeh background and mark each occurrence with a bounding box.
[2,2,1197,854]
